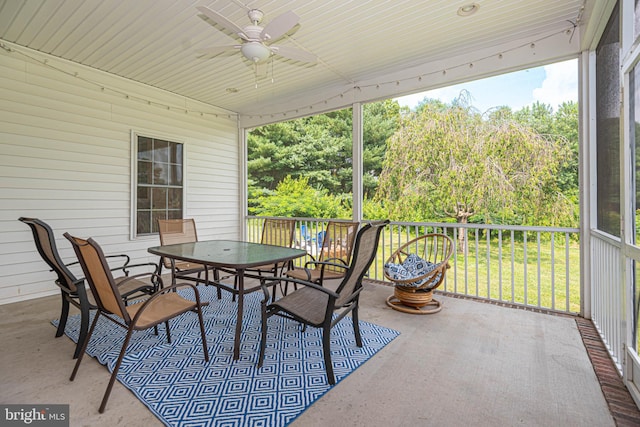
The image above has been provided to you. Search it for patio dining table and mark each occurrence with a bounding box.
[148,240,306,360]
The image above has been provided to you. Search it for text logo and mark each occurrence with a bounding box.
[1,405,69,426]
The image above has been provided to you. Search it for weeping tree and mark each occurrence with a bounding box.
[376,96,575,250]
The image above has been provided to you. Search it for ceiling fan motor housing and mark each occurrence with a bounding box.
[242,25,264,40]
[247,9,264,25]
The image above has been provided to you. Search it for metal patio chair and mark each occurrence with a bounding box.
[258,220,389,385]
[246,218,297,277]
[19,217,158,358]
[285,220,359,290]
[64,233,210,413]
[156,218,229,297]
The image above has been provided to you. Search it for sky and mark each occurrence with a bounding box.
[395,58,578,113]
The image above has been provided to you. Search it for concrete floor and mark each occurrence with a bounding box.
[0,281,614,427]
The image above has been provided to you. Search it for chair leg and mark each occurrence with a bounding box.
[195,306,210,362]
[258,305,269,368]
[99,326,135,413]
[234,275,239,302]
[70,311,100,382]
[352,305,363,348]
[214,269,222,300]
[56,291,69,338]
[165,320,171,344]
[322,323,336,385]
[74,298,91,359]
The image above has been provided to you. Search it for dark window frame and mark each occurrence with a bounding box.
[133,133,184,237]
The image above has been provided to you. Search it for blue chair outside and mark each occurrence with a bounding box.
[317,231,326,248]
[300,225,311,245]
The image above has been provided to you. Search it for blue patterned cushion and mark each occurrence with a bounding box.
[384,254,439,288]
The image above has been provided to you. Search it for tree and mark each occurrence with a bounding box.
[550,101,579,196]
[251,176,349,219]
[248,113,351,194]
[363,100,401,197]
[248,100,401,215]
[376,96,575,249]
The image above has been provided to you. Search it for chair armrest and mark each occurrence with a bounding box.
[305,259,349,271]
[66,253,137,281]
[260,276,339,303]
[112,261,159,276]
[303,259,349,283]
[115,270,163,296]
[105,254,131,267]
[66,253,131,269]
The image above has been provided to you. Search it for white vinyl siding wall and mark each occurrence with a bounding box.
[0,48,240,305]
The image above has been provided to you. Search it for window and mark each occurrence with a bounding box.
[631,28,640,357]
[635,0,640,39]
[134,134,184,236]
[596,3,621,237]
[633,63,640,245]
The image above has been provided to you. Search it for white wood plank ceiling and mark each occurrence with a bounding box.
[0,0,597,127]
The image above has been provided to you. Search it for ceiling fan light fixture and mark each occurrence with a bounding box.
[241,42,271,63]
[457,3,479,16]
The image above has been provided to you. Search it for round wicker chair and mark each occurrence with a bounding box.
[384,233,453,314]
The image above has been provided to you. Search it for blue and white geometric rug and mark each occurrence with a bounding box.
[56,285,399,426]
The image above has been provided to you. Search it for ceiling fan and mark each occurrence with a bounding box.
[196,5,317,65]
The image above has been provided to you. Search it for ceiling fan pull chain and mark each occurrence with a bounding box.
[255,64,259,89]
[271,57,275,84]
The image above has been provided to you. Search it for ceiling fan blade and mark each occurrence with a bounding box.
[196,45,240,58]
[260,10,299,41]
[271,45,317,63]
[196,6,249,40]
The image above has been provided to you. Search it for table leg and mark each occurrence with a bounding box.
[233,269,244,360]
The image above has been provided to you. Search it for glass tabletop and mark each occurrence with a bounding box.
[148,240,307,269]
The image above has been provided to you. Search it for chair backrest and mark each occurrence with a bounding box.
[386,233,454,269]
[157,219,198,268]
[261,218,296,247]
[64,233,130,322]
[335,220,389,306]
[19,217,80,293]
[384,233,454,288]
[405,233,453,266]
[318,221,360,271]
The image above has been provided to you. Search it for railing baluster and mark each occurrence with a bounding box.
[551,232,555,311]
[537,231,541,308]
[511,229,515,304]
[464,227,469,295]
[443,226,449,292]
[524,231,528,306]
[452,227,457,293]
[498,229,503,302]
[486,229,491,300]
[565,232,570,313]
[475,228,479,297]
